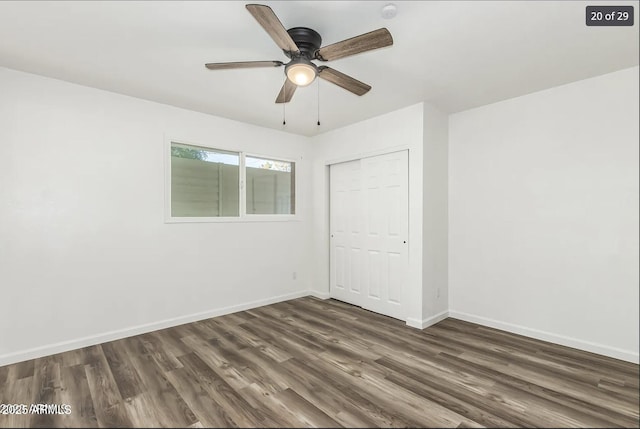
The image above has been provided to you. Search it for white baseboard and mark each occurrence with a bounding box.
[405,317,422,329]
[406,310,449,330]
[0,290,309,367]
[4,295,636,367]
[449,310,639,364]
[308,290,330,300]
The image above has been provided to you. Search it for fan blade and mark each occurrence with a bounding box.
[275,79,297,103]
[318,66,371,96]
[205,60,283,70]
[316,28,393,61]
[246,4,300,54]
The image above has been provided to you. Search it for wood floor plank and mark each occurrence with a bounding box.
[456,348,638,418]
[472,321,639,376]
[245,307,327,354]
[238,320,322,363]
[383,368,516,427]
[190,320,221,341]
[9,359,35,381]
[324,353,483,428]
[379,353,579,427]
[0,296,638,428]
[120,337,197,428]
[59,364,98,428]
[430,321,624,388]
[282,302,441,364]
[85,353,133,428]
[177,352,265,427]
[599,378,640,398]
[240,344,380,428]
[228,322,293,362]
[30,355,62,428]
[294,297,463,357]
[259,386,342,428]
[122,392,163,428]
[0,366,8,386]
[257,304,384,362]
[213,317,264,346]
[138,332,183,372]
[180,335,253,391]
[164,367,238,428]
[279,356,413,428]
[80,344,105,366]
[210,337,288,395]
[434,320,636,407]
[297,354,463,427]
[0,377,34,428]
[436,351,640,427]
[222,311,257,325]
[59,347,88,368]
[151,327,192,358]
[101,341,144,400]
[238,383,308,428]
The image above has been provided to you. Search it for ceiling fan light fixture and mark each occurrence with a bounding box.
[205,4,394,105]
[285,59,317,87]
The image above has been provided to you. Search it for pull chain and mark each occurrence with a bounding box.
[317,78,321,126]
[282,96,286,126]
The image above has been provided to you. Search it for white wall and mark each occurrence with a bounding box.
[310,104,425,325]
[0,67,311,365]
[422,104,449,324]
[449,67,639,363]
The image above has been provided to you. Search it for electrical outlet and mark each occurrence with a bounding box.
[292,272,297,280]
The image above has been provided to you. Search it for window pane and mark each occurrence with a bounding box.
[171,143,239,217]
[246,156,295,215]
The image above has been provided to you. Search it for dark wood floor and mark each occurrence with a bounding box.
[1,297,638,428]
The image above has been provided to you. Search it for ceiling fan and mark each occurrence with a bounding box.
[205,4,393,104]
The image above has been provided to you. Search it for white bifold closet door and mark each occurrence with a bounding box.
[329,150,408,320]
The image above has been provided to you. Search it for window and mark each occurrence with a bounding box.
[170,143,240,217]
[246,156,295,215]
[168,141,296,221]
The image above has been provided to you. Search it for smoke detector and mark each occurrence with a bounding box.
[381,3,397,19]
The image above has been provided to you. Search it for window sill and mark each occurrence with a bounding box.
[165,215,300,224]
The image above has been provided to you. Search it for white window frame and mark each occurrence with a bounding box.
[164,138,298,223]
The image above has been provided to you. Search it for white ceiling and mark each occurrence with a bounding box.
[0,1,637,136]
